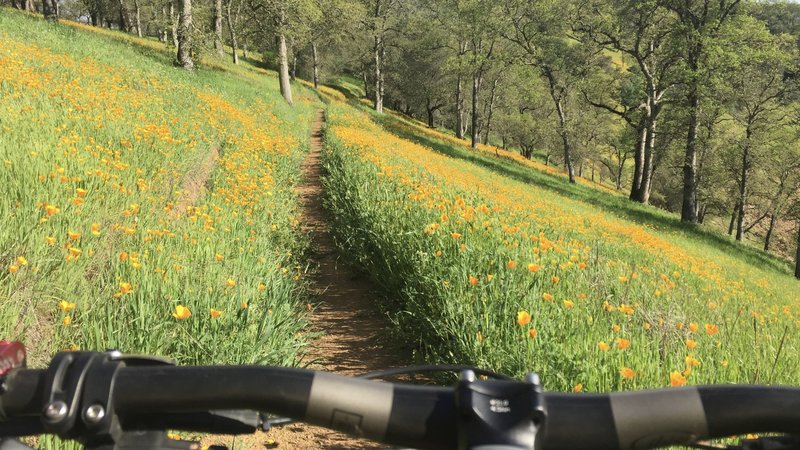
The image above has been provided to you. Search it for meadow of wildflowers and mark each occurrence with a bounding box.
[323,102,800,392]
[0,11,320,366]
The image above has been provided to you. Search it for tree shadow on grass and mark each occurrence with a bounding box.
[366,110,794,277]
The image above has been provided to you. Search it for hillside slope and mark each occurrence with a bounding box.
[0,9,321,367]
[322,98,800,391]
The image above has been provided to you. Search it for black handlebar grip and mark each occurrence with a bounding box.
[543,388,709,450]
[112,366,315,419]
[698,386,800,437]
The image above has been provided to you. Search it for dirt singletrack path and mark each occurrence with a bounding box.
[257,109,406,449]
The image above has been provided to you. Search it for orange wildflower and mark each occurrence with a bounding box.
[670,371,687,387]
[598,341,610,351]
[210,308,223,318]
[705,324,719,335]
[527,263,541,273]
[507,260,517,269]
[58,300,76,312]
[517,310,531,326]
[172,305,192,320]
[469,275,479,286]
[542,293,554,302]
[616,338,631,350]
[620,367,636,379]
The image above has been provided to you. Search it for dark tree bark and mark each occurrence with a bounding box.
[682,86,701,223]
[735,125,753,241]
[291,47,298,81]
[117,0,131,31]
[795,222,800,279]
[42,0,58,20]
[425,97,442,128]
[764,213,777,252]
[176,0,193,70]
[728,202,740,236]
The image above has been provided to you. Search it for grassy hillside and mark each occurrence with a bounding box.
[0,9,321,367]
[322,98,800,391]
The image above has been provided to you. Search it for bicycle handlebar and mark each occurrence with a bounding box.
[2,358,800,450]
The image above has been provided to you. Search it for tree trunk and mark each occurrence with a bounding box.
[636,115,657,204]
[373,37,384,113]
[482,78,498,145]
[470,71,481,149]
[291,47,298,80]
[170,1,179,48]
[728,202,739,236]
[795,221,800,279]
[277,31,293,105]
[225,0,239,64]
[213,0,223,56]
[176,0,193,70]
[555,99,575,184]
[242,43,248,59]
[455,74,465,139]
[42,0,57,20]
[681,81,701,223]
[159,5,167,41]
[735,126,752,241]
[629,120,646,200]
[764,213,777,252]
[133,0,142,37]
[118,0,130,31]
[311,42,319,89]
[544,69,575,184]
[426,97,435,128]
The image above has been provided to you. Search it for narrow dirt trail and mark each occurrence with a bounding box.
[259,109,406,449]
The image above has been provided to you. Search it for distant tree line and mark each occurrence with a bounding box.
[4,0,800,278]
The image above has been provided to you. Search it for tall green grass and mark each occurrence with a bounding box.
[322,101,800,392]
[0,9,320,368]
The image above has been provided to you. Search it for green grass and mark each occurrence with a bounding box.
[322,98,800,393]
[0,9,321,368]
